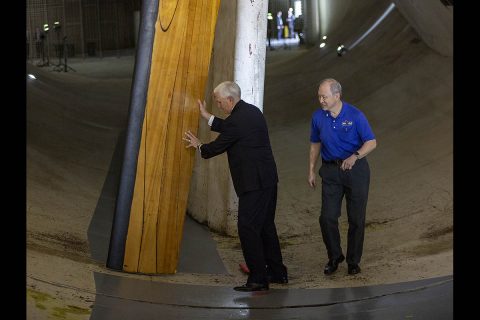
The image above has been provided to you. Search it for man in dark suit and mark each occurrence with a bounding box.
[184,81,288,292]
[276,11,284,40]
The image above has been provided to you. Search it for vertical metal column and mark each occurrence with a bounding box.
[79,0,85,58]
[107,0,159,271]
[44,0,50,65]
[27,6,35,62]
[115,1,120,57]
[96,0,103,58]
[62,0,66,57]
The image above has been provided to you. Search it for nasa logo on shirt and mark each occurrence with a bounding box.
[341,120,353,132]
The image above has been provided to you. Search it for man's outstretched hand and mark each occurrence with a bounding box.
[198,99,212,120]
[183,130,202,149]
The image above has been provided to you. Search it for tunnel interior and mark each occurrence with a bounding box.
[26,0,452,318]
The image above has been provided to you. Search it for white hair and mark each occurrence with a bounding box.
[320,78,342,97]
[213,81,241,100]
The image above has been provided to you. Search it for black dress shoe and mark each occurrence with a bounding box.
[266,265,288,284]
[324,254,345,275]
[267,274,288,284]
[233,282,269,292]
[348,264,361,275]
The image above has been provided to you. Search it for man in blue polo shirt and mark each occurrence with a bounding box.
[308,78,377,276]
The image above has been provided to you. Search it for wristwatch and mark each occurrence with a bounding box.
[354,151,360,159]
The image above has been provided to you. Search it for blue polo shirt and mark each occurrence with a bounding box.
[310,102,375,161]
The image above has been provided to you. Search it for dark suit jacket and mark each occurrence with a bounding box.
[200,100,278,196]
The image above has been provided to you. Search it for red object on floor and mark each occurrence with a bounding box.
[239,262,250,274]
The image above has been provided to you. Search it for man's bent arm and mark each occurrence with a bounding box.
[356,139,377,159]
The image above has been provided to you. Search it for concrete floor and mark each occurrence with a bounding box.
[90,275,452,319]
[26,1,452,319]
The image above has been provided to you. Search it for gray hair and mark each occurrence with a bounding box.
[320,78,342,97]
[213,81,241,100]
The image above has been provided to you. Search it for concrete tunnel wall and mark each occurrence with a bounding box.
[263,0,452,255]
[186,0,453,239]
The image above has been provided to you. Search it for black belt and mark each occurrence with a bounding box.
[322,159,343,165]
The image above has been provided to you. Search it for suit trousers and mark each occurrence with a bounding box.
[319,158,370,265]
[238,185,285,284]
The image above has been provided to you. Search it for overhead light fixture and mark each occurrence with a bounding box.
[27,74,37,80]
[43,23,49,32]
[337,44,346,56]
[319,42,326,48]
[322,35,327,40]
